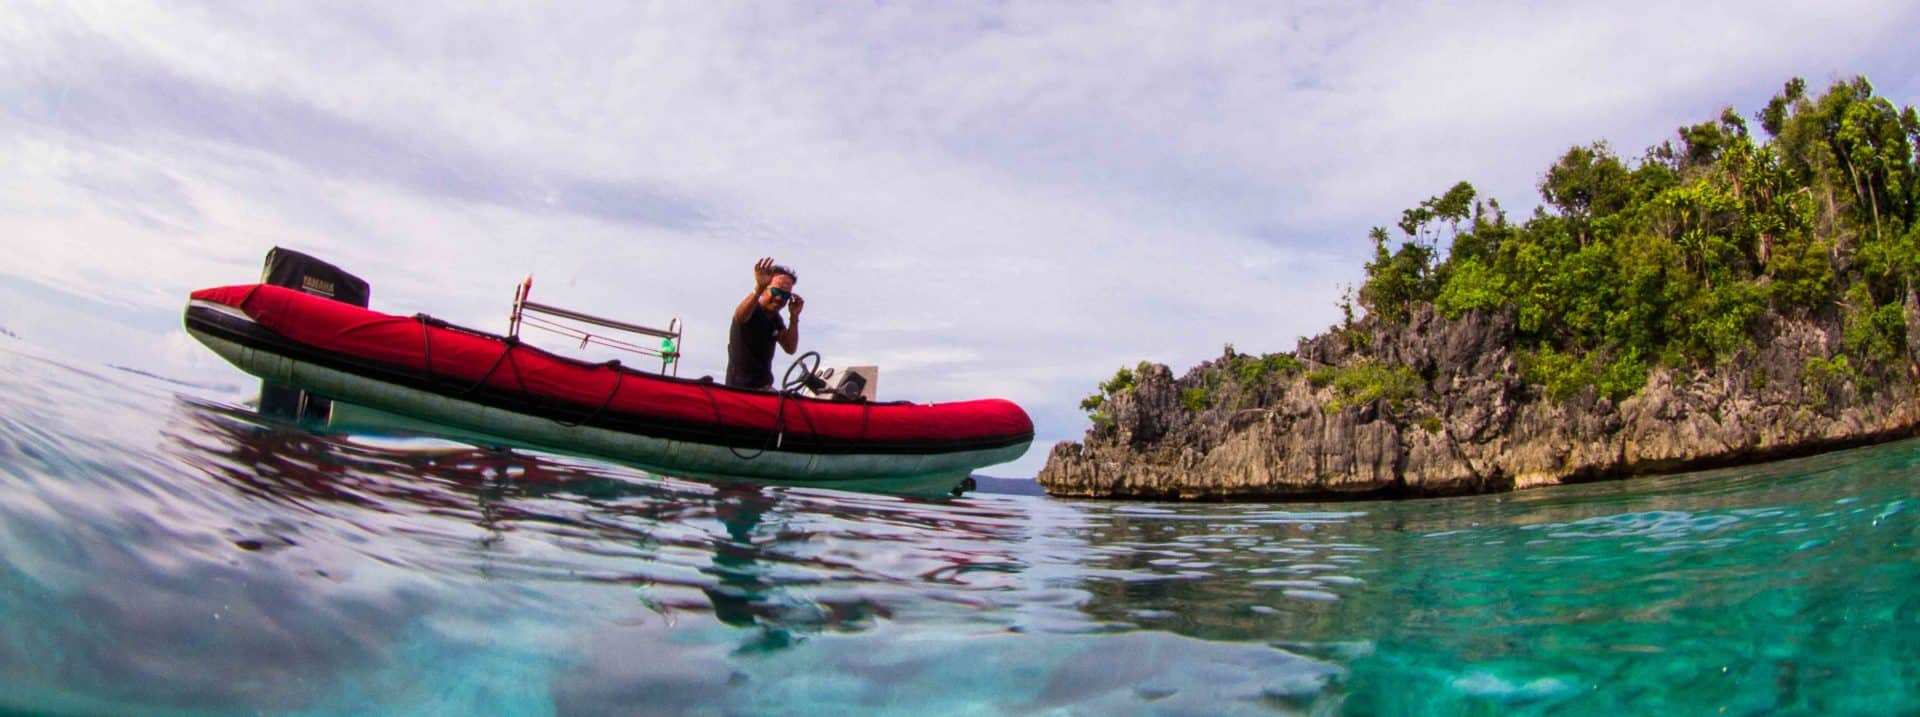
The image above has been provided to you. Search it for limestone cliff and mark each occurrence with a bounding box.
[1038,298,1920,500]
[1042,77,1920,500]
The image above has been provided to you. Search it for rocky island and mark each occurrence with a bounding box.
[1041,77,1920,500]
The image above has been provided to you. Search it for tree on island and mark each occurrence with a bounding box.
[1358,76,1919,401]
[1081,76,1920,420]
[1058,76,1920,500]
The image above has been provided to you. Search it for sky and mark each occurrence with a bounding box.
[3,1,1918,477]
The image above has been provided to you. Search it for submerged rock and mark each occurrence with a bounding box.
[1039,302,1920,500]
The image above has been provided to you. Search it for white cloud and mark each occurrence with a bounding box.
[3,0,1918,477]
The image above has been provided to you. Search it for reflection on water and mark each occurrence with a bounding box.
[2,344,1917,715]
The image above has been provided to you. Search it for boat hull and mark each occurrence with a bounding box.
[184,287,1032,496]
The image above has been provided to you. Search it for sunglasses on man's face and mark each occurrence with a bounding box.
[768,287,793,301]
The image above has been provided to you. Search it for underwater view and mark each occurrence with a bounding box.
[3,341,1916,715]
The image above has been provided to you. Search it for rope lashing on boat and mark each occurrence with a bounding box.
[414,314,530,397]
[773,351,825,450]
[412,314,637,430]
[417,314,434,375]
[554,361,625,428]
[723,351,821,460]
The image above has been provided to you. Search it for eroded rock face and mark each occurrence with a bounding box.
[1038,302,1920,500]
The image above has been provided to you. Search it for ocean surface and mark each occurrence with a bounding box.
[2,341,1917,716]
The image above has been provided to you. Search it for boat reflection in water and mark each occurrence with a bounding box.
[169,398,1035,650]
[152,397,1356,713]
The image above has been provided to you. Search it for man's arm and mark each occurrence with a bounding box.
[778,294,804,354]
[733,257,775,323]
[732,289,760,324]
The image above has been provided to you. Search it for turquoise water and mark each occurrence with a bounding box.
[2,342,1917,716]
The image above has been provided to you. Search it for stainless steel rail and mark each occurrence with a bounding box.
[508,277,682,375]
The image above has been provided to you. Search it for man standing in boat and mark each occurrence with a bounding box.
[725,257,804,390]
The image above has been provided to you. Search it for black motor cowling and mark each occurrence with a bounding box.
[257,247,370,422]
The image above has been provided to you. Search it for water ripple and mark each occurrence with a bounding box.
[3,345,1919,714]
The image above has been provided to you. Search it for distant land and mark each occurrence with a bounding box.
[107,365,240,392]
[1045,76,1920,501]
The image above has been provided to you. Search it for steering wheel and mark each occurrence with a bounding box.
[780,351,824,394]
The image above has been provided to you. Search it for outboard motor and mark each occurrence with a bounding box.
[257,247,370,422]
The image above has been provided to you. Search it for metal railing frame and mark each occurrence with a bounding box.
[507,277,681,375]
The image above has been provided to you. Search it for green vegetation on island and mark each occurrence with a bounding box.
[1084,76,1920,423]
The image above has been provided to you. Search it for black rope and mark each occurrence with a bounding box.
[555,362,625,428]
[418,316,434,378]
[416,313,527,397]
[463,342,521,395]
[725,351,820,461]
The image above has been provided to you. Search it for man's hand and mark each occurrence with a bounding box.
[787,293,804,320]
[753,257,775,289]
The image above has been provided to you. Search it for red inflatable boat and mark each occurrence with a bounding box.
[184,283,1033,495]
